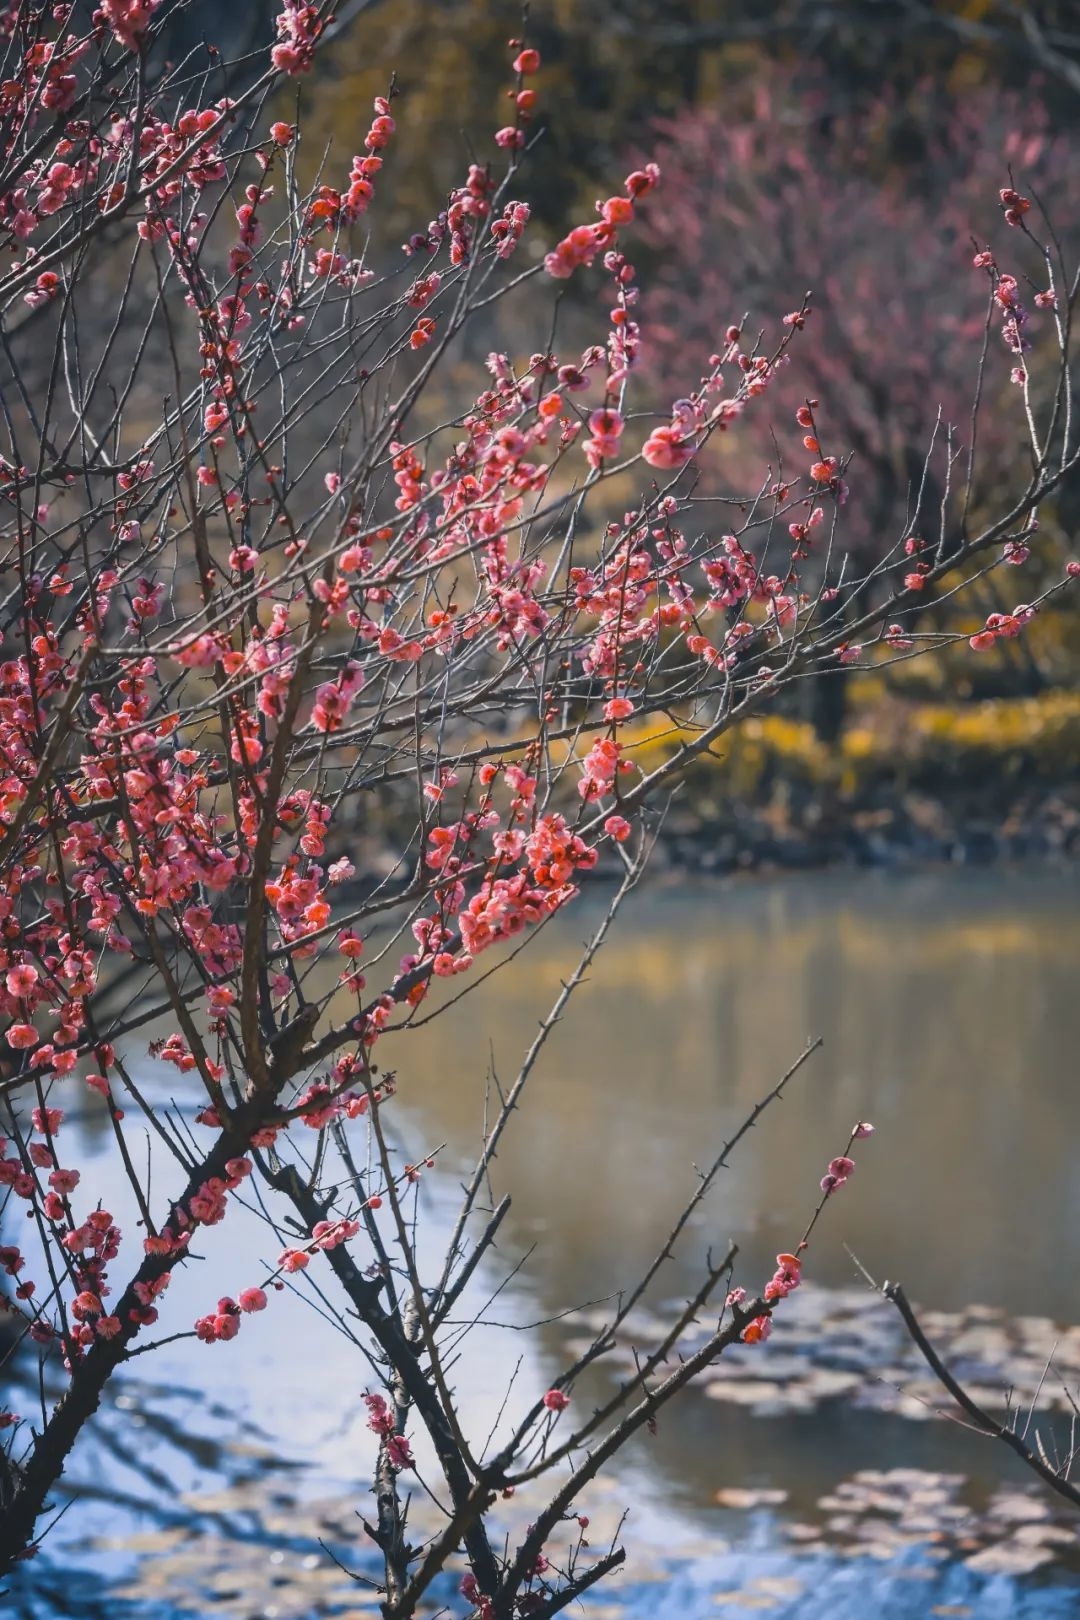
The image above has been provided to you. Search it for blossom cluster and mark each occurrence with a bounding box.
[364,1391,415,1470]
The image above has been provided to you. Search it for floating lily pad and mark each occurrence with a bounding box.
[714,1488,788,1508]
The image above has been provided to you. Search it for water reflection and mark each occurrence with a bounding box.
[394,866,1080,1318]
[377,864,1080,1565]
[6,865,1080,1614]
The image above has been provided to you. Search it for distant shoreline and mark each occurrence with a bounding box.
[633,783,1080,879]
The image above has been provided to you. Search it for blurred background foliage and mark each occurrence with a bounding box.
[155,0,1080,843]
[162,1,1080,236]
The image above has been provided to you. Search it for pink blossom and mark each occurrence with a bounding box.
[271,1,324,75]
[601,196,634,226]
[763,1251,802,1302]
[625,163,661,198]
[642,424,694,471]
[820,1150,856,1195]
[6,964,38,997]
[578,736,621,801]
[741,1315,772,1343]
[101,0,160,52]
[544,222,612,280]
[386,1433,415,1470]
[999,186,1031,226]
[588,408,624,438]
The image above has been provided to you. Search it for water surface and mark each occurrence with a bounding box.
[6,864,1080,1616]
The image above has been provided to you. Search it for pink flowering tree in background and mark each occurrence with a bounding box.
[0,2,1076,1613]
[638,67,1080,733]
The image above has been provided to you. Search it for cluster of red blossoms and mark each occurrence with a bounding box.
[194,1288,267,1344]
[544,163,659,280]
[363,1391,415,1470]
[270,1,324,76]
[305,95,395,236]
[461,1572,494,1619]
[969,603,1036,652]
[492,42,541,151]
[733,1251,804,1345]
[733,1124,874,1345]
[100,0,159,52]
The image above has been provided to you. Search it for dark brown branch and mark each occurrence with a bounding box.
[528,1547,628,1618]
[262,1161,503,1604]
[884,1280,1080,1510]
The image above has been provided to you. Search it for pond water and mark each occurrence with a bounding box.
[5,863,1080,1617]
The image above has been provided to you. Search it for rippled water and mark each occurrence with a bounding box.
[6,864,1080,1616]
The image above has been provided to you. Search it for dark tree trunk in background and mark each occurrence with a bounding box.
[805,665,849,745]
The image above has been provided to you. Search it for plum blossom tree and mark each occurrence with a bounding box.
[0,1,1076,1612]
[637,67,1080,731]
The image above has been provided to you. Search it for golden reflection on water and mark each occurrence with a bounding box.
[378,868,1080,1320]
